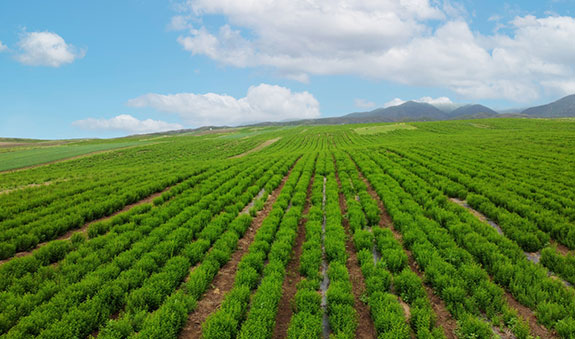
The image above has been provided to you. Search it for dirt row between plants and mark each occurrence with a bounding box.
[271,171,315,338]
[447,199,558,338]
[449,198,572,258]
[231,137,281,159]
[352,162,458,339]
[356,159,553,338]
[178,161,297,339]
[0,186,171,266]
[333,162,378,339]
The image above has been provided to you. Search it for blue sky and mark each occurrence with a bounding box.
[1,0,574,139]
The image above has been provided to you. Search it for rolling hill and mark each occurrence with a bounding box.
[522,94,575,117]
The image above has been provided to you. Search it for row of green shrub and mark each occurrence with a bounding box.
[336,151,445,338]
[0,158,278,337]
[46,157,295,339]
[354,151,535,338]
[200,154,312,338]
[375,147,575,337]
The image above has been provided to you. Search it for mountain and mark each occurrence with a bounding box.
[448,104,499,119]
[149,94,575,135]
[522,94,575,117]
[344,101,448,122]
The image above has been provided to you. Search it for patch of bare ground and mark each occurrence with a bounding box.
[352,158,458,339]
[240,188,266,215]
[231,137,280,159]
[272,172,315,339]
[450,198,504,235]
[178,162,296,339]
[333,162,377,339]
[0,181,56,195]
[0,186,171,266]
[551,240,571,256]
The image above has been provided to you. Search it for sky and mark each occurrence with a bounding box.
[1,0,574,139]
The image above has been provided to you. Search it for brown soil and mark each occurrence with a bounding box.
[333,158,378,339]
[272,172,315,338]
[399,298,412,322]
[503,291,556,338]
[0,186,170,266]
[449,198,488,222]
[352,158,458,339]
[231,138,281,159]
[551,240,572,256]
[179,161,297,339]
[240,188,267,215]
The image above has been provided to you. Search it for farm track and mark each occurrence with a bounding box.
[333,161,377,339]
[231,137,281,159]
[0,186,172,266]
[178,162,296,339]
[353,159,458,339]
[271,171,314,338]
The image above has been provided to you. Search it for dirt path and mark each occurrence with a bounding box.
[240,188,266,215]
[231,138,280,159]
[178,162,296,339]
[333,161,377,339]
[447,201,559,337]
[352,159,458,339]
[272,172,315,338]
[0,186,170,266]
[320,176,331,338]
[449,198,505,235]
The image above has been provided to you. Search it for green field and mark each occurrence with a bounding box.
[1,118,575,338]
[354,123,417,134]
[0,140,153,172]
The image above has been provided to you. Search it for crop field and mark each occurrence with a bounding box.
[1,118,575,338]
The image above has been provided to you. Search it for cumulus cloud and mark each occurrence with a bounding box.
[383,98,407,108]
[16,31,85,67]
[0,41,7,52]
[127,83,320,126]
[173,1,575,101]
[383,96,456,109]
[73,114,183,133]
[354,99,376,109]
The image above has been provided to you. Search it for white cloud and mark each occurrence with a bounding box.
[16,31,85,67]
[383,98,407,108]
[383,96,456,109]
[173,1,575,102]
[0,41,7,52]
[127,83,320,126]
[354,98,376,109]
[73,114,183,133]
[168,15,192,31]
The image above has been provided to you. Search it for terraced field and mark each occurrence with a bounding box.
[1,119,574,338]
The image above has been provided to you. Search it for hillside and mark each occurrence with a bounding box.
[448,104,498,119]
[522,94,575,117]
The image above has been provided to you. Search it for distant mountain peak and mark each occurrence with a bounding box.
[522,94,575,117]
